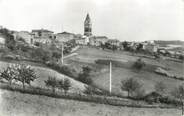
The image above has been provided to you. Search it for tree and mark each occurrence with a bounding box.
[0,28,16,50]
[16,64,37,89]
[78,66,93,85]
[121,78,142,98]
[63,78,71,94]
[136,43,143,51]
[122,41,129,51]
[133,58,145,71]
[154,81,166,94]
[57,79,64,92]
[171,85,184,115]
[0,65,16,85]
[45,76,57,93]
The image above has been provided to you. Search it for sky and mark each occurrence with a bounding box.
[0,0,184,41]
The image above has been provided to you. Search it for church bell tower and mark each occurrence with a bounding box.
[84,13,92,36]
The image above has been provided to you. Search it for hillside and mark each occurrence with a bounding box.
[65,46,184,95]
[0,61,86,93]
[0,89,180,116]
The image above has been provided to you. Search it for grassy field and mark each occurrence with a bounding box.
[0,89,181,116]
[0,61,86,93]
[65,47,184,95]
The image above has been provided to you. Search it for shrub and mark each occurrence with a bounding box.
[45,76,57,93]
[132,58,145,71]
[63,78,71,94]
[78,66,93,85]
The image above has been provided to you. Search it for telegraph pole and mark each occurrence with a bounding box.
[61,42,64,64]
[109,61,112,94]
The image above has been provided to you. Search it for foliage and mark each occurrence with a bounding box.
[63,78,71,94]
[0,64,37,89]
[15,64,37,89]
[121,78,142,97]
[133,58,145,71]
[45,76,58,93]
[46,62,76,78]
[78,66,93,85]
[0,28,16,50]
[0,65,17,85]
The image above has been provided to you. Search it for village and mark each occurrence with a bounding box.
[0,13,184,116]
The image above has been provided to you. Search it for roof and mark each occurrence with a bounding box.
[108,39,120,42]
[85,13,91,23]
[57,31,74,35]
[92,36,108,39]
[32,29,53,33]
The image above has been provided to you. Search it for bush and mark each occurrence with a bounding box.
[46,62,76,78]
[132,58,145,71]
[77,66,93,85]
[45,76,57,93]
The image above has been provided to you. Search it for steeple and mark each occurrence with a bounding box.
[84,13,92,36]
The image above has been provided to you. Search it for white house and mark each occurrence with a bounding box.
[0,36,5,48]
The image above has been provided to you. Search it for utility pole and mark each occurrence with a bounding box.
[61,42,64,64]
[109,61,112,94]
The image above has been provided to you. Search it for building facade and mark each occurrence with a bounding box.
[84,14,92,37]
[32,29,54,39]
[55,31,75,43]
[89,36,108,46]
[31,29,54,45]
[15,31,34,45]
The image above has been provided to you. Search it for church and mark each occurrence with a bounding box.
[76,13,109,46]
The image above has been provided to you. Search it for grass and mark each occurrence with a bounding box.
[0,61,86,93]
[66,47,184,96]
[0,89,181,116]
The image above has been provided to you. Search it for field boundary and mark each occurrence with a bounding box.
[0,82,178,109]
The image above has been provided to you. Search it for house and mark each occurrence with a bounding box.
[0,36,5,48]
[32,29,54,39]
[142,41,158,53]
[107,39,120,46]
[31,29,54,45]
[89,36,108,46]
[75,36,89,45]
[33,37,52,45]
[14,31,34,45]
[55,31,75,43]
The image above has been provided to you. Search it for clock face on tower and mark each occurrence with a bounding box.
[84,13,92,36]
